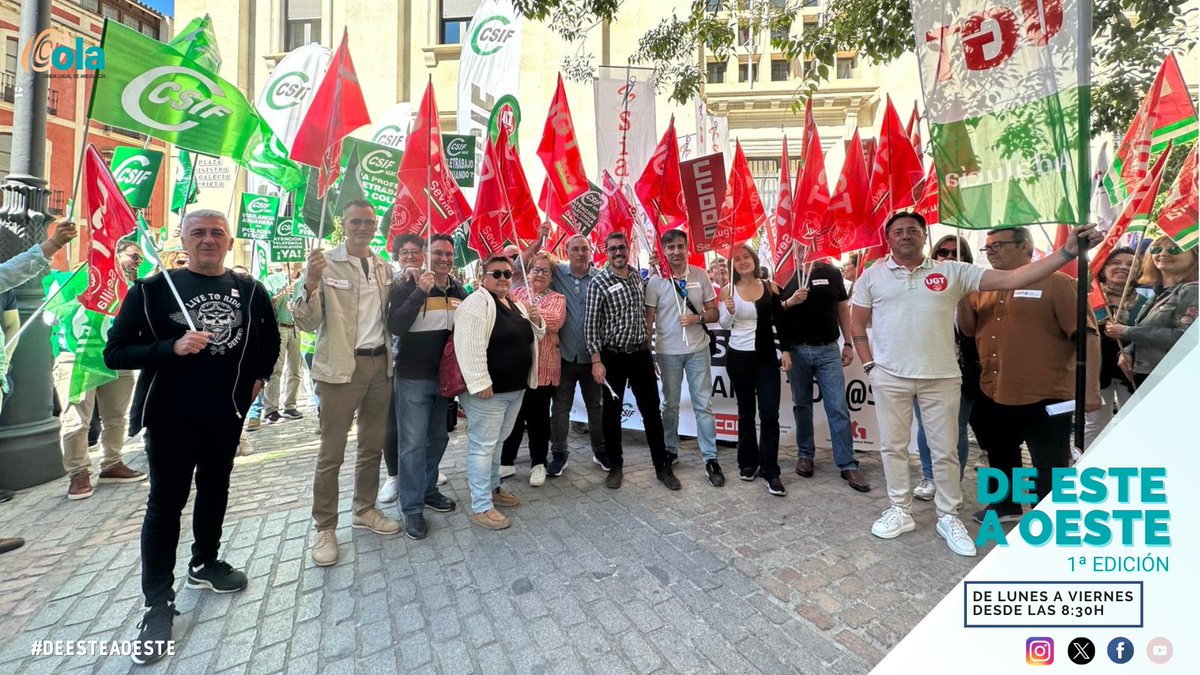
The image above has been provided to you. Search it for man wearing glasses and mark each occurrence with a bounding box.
[386,232,466,540]
[58,238,148,500]
[850,212,1100,557]
[645,229,723,486]
[295,200,401,566]
[958,227,1101,525]
[585,232,677,490]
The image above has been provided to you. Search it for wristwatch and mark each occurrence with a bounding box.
[863,362,875,374]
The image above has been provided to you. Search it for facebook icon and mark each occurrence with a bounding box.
[1108,637,1134,664]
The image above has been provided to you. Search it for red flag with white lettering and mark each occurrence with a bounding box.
[288,29,371,198]
[719,142,767,257]
[389,81,472,239]
[881,96,926,211]
[593,171,636,266]
[828,131,874,253]
[906,101,922,156]
[794,100,836,262]
[913,165,939,225]
[769,137,796,285]
[635,117,687,238]
[81,145,136,315]
[537,74,590,205]
[469,125,539,255]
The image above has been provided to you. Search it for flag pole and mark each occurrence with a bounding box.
[139,225,197,331]
[425,75,434,271]
[64,119,93,264]
[1073,1,1093,455]
[8,262,87,351]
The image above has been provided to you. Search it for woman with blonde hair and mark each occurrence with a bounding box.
[1105,235,1198,385]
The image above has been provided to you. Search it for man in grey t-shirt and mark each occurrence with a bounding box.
[645,229,723,487]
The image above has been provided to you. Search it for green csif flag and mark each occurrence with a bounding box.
[134,214,157,278]
[110,147,164,209]
[168,14,222,72]
[171,151,199,215]
[69,310,119,403]
[243,123,305,191]
[90,21,262,161]
[42,267,88,358]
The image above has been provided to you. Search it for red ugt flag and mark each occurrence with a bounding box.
[635,116,687,238]
[81,145,136,315]
[794,100,835,262]
[288,29,371,197]
[769,137,796,286]
[469,125,539,255]
[719,141,766,257]
[592,171,636,266]
[537,74,590,205]
[390,81,472,238]
[828,131,873,252]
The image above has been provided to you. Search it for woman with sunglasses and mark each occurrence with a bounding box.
[500,252,566,487]
[1105,235,1198,386]
[718,244,791,495]
[455,255,546,530]
[911,236,981,502]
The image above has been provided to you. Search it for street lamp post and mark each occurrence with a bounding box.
[0,0,64,490]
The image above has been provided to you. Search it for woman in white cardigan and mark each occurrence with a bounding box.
[455,254,546,530]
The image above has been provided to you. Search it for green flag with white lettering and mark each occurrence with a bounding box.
[110,147,163,209]
[69,310,118,403]
[171,151,198,215]
[89,21,261,160]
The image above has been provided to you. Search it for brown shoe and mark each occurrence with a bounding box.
[491,487,520,508]
[67,473,93,500]
[840,468,871,492]
[469,509,511,530]
[795,458,814,478]
[98,462,147,484]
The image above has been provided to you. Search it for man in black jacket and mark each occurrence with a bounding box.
[105,210,279,666]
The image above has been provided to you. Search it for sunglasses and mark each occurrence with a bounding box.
[1150,245,1184,255]
[487,270,514,279]
[934,248,957,259]
[607,245,628,253]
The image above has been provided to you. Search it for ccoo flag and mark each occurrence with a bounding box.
[912,0,1091,229]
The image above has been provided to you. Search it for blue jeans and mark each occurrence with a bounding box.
[915,390,972,481]
[460,390,524,514]
[248,393,264,421]
[394,378,451,516]
[788,343,858,470]
[656,350,717,461]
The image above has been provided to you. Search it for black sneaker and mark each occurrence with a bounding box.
[186,560,247,593]
[592,454,611,472]
[547,453,568,477]
[656,465,682,491]
[405,513,428,540]
[605,467,623,489]
[131,602,179,666]
[423,492,456,513]
[764,476,786,496]
[265,411,282,424]
[705,460,725,487]
[972,504,1023,524]
[738,467,757,481]
[0,488,13,503]
[281,408,304,420]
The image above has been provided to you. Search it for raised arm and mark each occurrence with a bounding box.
[979,224,1101,291]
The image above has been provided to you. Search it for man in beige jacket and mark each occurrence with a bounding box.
[294,199,400,566]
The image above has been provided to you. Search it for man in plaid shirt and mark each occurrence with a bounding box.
[585,232,677,490]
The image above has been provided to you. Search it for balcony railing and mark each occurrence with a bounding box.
[47,87,58,116]
[100,124,147,142]
[2,71,63,115]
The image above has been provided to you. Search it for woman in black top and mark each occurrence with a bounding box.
[717,245,791,496]
[455,255,545,531]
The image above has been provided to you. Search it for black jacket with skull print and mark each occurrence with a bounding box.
[105,268,280,432]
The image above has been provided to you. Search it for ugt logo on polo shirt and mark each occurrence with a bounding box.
[924,273,949,292]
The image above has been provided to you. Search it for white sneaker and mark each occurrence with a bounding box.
[913,478,936,501]
[499,465,517,479]
[529,464,546,487]
[936,514,978,557]
[378,476,399,504]
[871,506,916,539]
[437,472,448,486]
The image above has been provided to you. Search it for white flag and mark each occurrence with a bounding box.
[371,102,415,150]
[256,44,332,151]
[594,65,656,188]
[457,0,522,203]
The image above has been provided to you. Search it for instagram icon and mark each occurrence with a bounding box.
[1026,637,1054,665]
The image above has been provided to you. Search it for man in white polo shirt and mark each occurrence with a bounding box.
[850,212,1099,556]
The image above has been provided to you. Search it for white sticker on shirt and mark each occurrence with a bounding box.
[1014,290,1043,299]
[607,284,623,294]
[324,278,352,290]
[811,278,830,286]
[230,288,240,297]
[686,282,702,289]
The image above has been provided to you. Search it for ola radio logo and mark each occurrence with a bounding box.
[1026,637,1054,665]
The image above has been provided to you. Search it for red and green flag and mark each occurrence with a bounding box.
[1158,143,1198,251]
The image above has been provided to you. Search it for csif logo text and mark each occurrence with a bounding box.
[121,66,233,133]
[361,150,398,176]
[470,15,515,56]
[113,155,153,186]
[22,29,105,78]
[446,137,468,156]
[265,71,312,110]
[247,197,274,214]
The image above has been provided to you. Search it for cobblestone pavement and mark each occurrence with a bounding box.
[0,402,995,674]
